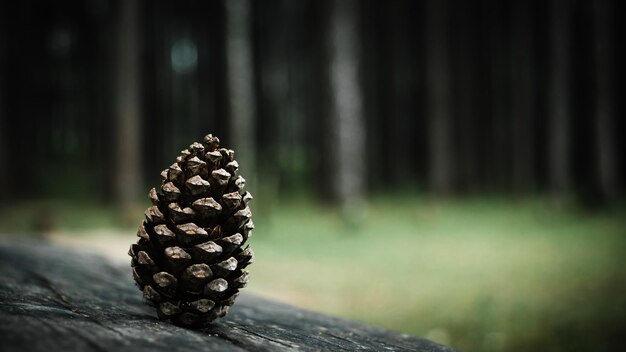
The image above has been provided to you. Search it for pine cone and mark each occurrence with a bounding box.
[129,134,254,327]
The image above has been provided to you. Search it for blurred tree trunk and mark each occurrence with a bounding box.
[114,0,142,211]
[225,0,257,192]
[548,0,571,196]
[455,0,479,192]
[256,0,287,194]
[487,0,511,192]
[195,1,218,143]
[327,0,366,208]
[92,6,115,201]
[593,0,618,201]
[510,0,535,193]
[361,0,389,192]
[426,0,454,195]
[0,3,6,200]
[139,1,161,181]
[383,0,417,188]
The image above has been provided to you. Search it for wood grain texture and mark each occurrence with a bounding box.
[0,239,455,352]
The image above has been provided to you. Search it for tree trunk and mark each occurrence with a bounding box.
[383,0,417,188]
[510,0,535,193]
[328,0,366,209]
[548,0,571,197]
[256,0,288,193]
[455,0,480,193]
[487,0,512,192]
[426,0,454,195]
[225,0,257,193]
[0,2,6,200]
[593,0,618,202]
[114,0,142,210]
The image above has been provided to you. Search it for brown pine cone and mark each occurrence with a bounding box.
[129,134,254,327]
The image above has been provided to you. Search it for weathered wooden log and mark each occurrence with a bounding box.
[0,239,455,352]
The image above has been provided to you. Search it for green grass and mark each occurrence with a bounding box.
[248,197,626,352]
[0,199,143,233]
[1,196,625,351]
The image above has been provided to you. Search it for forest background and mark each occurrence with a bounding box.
[0,1,624,351]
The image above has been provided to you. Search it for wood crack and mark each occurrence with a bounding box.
[29,270,129,342]
[30,271,73,308]
[234,325,300,350]
[323,332,362,350]
[38,316,109,352]
[210,329,254,352]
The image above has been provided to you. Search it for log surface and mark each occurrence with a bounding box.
[0,239,455,352]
